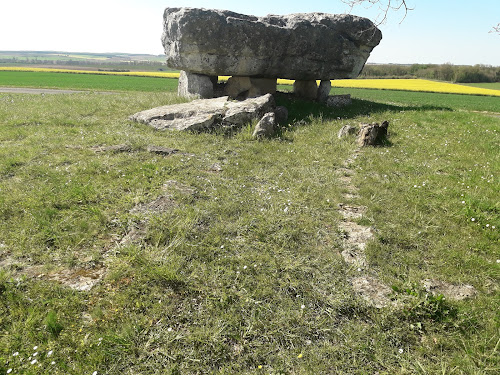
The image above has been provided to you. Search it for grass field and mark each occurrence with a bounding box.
[462,82,500,90]
[1,68,500,97]
[329,78,500,97]
[0,73,499,374]
[0,71,178,92]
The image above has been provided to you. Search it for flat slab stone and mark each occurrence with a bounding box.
[162,8,382,80]
[130,94,275,131]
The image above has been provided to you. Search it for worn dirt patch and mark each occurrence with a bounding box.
[352,276,393,308]
[422,279,477,301]
[130,195,177,215]
[45,267,106,291]
[339,221,374,251]
[338,204,367,220]
[0,253,106,291]
[162,180,196,196]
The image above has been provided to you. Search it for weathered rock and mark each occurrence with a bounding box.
[90,144,132,153]
[317,80,332,103]
[253,112,276,138]
[357,121,389,147]
[130,94,275,131]
[338,124,358,139]
[326,94,352,108]
[178,70,215,98]
[293,80,318,100]
[163,8,382,80]
[274,106,289,124]
[225,76,277,99]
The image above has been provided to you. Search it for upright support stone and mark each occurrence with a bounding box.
[293,80,318,100]
[225,76,277,99]
[178,70,215,99]
[317,80,332,103]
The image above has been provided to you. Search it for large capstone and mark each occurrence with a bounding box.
[162,8,382,81]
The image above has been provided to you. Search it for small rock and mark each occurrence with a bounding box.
[146,145,179,156]
[253,112,276,138]
[209,163,223,172]
[357,121,389,147]
[91,144,131,153]
[338,125,358,139]
[326,94,352,107]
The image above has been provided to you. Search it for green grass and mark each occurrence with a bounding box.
[462,82,500,90]
[0,71,177,92]
[330,87,500,113]
[0,75,499,374]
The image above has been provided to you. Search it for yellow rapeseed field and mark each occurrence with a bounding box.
[1,67,499,97]
[329,78,500,97]
[0,67,180,79]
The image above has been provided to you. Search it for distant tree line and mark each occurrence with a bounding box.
[360,63,500,83]
[0,57,167,72]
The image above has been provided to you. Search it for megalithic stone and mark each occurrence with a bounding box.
[162,8,382,81]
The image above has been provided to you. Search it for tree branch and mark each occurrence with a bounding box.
[342,0,412,24]
[344,1,498,34]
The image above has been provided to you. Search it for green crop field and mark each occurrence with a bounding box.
[0,72,499,374]
[0,71,177,92]
[463,82,500,90]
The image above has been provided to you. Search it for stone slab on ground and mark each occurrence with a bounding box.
[130,94,275,131]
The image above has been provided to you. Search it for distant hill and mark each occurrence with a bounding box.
[0,51,170,72]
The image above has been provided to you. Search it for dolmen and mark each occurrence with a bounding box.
[131,8,381,134]
[163,8,382,100]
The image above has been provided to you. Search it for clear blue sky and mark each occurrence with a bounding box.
[1,0,499,65]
